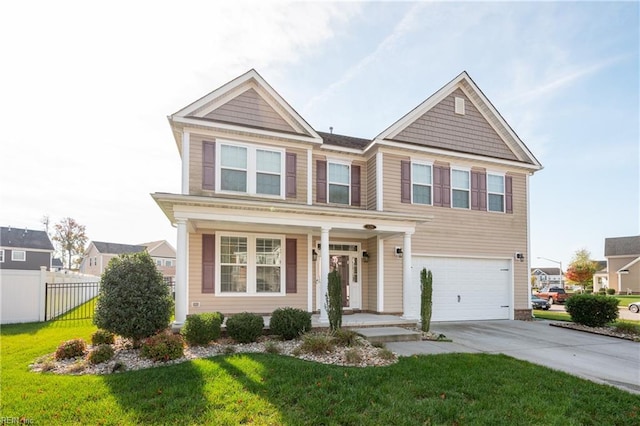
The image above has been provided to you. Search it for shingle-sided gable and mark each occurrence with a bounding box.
[393,88,519,161]
[375,71,541,168]
[0,226,54,251]
[199,88,297,134]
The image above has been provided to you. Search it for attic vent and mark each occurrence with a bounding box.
[455,97,465,115]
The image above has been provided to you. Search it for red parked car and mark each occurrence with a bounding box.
[534,286,568,305]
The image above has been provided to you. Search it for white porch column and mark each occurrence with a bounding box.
[319,227,330,323]
[174,218,188,327]
[402,231,418,320]
[377,237,384,312]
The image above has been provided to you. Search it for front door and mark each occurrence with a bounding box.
[334,255,350,307]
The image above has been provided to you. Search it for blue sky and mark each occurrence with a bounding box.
[1,1,638,269]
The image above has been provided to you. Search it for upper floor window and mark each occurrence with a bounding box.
[328,162,350,204]
[217,141,284,197]
[156,259,163,267]
[487,173,505,212]
[0,250,4,262]
[412,162,432,205]
[11,250,26,261]
[165,259,173,267]
[451,169,470,209]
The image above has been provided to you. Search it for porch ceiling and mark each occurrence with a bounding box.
[152,192,431,238]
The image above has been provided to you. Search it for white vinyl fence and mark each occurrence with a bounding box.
[0,267,100,324]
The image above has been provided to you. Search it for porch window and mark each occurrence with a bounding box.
[451,169,470,209]
[218,234,284,295]
[487,173,505,212]
[1,250,5,262]
[412,162,432,205]
[328,162,350,204]
[218,141,284,197]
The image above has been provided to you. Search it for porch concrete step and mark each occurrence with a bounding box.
[355,327,422,344]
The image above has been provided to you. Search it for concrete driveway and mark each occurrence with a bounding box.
[386,320,640,394]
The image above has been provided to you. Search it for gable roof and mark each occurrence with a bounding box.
[0,226,54,251]
[531,267,561,275]
[605,235,640,257]
[92,241,146,255]
[169,69,322,147]
[139,240,176,258]
[317,131,371,150]
[374,71,541,169]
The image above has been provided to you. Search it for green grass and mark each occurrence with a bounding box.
[616,295,640,307]
[532,310,572,322]
[2,320,639,425]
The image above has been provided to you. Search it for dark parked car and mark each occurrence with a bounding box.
[531,295,550,310]
[534,286,568,305]
[629,302,640,314]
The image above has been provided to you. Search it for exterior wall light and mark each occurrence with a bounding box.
[395,247,403,258]
[362,251,370,263]
[312,249,318,262]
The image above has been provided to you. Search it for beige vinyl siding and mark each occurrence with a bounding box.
[382,235,404,313]
[203,88,296,133]
[394,89,518,161]
[364,236,378,311]
[608,257,640,292]
[188,134,308,203]
[188,232,308,315]
[147,242,175,258]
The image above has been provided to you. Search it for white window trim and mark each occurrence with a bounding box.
[11,250,26,261]
[327,159,351,205]
[0,249,4,262]
[215,232,286,296]
[411,160,433,205]
[215,139,286,199]
[451,167,471,209]
[487,171,506,213]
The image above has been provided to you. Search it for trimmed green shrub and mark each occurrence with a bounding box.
[420,268,433,332]
[597,288,607,296]
[140,332,184,362]
[91,329,115,346]
[88,344,115,364]
[606,288,616,295]
[226,312,264,343]
[55,338,87,360]
[326,270,343,331]
[565,294,619,327]
[94,251,173,344]
[269,307,311,340]
[181,312,224,346]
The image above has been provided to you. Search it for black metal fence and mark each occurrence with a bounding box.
[45,277,176,321]
[45,281,100,321]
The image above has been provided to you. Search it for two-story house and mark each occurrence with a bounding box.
[0,226,55,271]
[153,69,542,326]
[531,267,562,289]
[601,236,640,294]
[80,240,177,278]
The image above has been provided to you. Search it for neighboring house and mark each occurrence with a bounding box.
[80,240,176,278]
[592,260,608,292]
[153,69,542,326]
[531,267,562,288]
[51,258,64,272]
[0,226,54,271]
[141,240,177,279]
[601,236,640,294]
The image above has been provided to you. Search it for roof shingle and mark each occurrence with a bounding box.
[0,226,54,251]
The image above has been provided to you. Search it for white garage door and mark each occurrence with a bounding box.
[412,256,512,321]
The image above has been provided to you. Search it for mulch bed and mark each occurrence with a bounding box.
[549,322,640,342]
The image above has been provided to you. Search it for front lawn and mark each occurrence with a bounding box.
[1,320,639,425]
[616,295,640,307]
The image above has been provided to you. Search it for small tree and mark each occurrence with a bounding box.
[51,217,88,270]
[325,270,343,331]
[94,251,173,344]
[565,248,598,287]
[420,268,433,332]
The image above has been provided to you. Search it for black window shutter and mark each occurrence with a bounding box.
[286,238,297,293]
[286,152,297,198]
[316,160,327,203]
[351,165,361,206]
[202,234,215,293]
[203,142,215,190]
[401,160,411,203]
